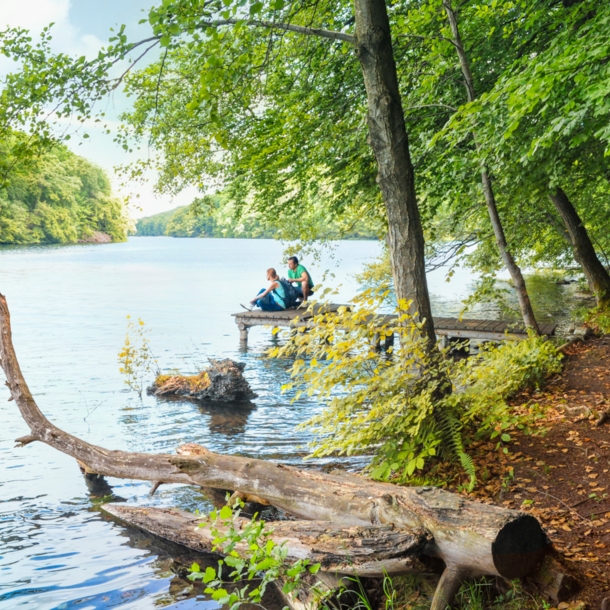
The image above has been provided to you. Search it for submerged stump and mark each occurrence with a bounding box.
[148,359,256,403]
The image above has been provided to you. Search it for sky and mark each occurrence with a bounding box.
[0,0,198,217]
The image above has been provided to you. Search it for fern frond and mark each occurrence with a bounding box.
[436,407,477,491]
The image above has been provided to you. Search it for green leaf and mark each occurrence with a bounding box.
[203,566,216,583]
[371,461,390,480]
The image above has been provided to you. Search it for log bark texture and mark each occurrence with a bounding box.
[353,0,436,346]
[442,0,540,333]
[102,504,431,577]
[549,187,610,306]
[0,293,550,609]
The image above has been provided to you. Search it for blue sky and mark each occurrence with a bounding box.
[1,0,197,217]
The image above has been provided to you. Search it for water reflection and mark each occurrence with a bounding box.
[153,396,257,437]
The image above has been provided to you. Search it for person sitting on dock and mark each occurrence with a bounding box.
[245,268,287,312]
[287,256,314,302]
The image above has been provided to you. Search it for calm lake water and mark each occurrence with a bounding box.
[0,237,587,609]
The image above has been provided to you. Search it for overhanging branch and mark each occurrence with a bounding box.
[197,18,355,44]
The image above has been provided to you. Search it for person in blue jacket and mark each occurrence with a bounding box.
[244,268,287,311]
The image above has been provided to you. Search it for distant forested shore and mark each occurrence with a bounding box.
[136,196,379,240]
[0,140,129,245]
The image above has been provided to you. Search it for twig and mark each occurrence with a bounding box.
[570,497,591,509]
[586,507,610,518]
[539,490,592,523]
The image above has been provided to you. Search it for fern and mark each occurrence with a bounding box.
[437,408,477,491]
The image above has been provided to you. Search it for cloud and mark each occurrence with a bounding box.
[0,0,103,57]
[0,0,69,32]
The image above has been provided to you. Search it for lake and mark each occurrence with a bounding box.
[0,237,585,609]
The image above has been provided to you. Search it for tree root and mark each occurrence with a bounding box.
[595,408,610,426]
[430,566,468,610]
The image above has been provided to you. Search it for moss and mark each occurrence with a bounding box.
[154,371,211,394]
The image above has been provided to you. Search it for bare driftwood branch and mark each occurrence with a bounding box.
[0,293,552,609]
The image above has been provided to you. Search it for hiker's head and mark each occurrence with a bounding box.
[287,256,299,270]
[267,268,279,281]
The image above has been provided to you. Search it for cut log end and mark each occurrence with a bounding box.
[492,515,551,579]
[525,554,581,604]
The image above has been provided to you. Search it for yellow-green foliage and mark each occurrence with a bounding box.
[585,305,610,334]
[270,289,563,489]
[118,317,159,398]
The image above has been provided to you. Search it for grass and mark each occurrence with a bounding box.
[330,575,550,610]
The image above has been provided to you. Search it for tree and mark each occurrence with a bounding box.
[441,0,610,305]
[441,0,539,331]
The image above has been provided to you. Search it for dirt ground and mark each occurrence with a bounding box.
[447,335,610,608]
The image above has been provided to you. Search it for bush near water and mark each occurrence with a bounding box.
[272,289,564,491]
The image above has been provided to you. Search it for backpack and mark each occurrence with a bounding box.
[278,278,299,309]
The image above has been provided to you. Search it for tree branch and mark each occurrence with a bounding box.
[197,18,355,44]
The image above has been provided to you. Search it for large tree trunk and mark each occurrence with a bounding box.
[353,0,436,346]
[549,187,610,306]
[0,293,551,609]
[442,0,540,333]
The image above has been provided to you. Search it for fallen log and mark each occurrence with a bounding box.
[102,504,431,577]
[0,293,551,609]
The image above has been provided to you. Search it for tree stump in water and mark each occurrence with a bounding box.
[148,359,256,402]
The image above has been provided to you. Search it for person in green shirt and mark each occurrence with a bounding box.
[287,256,314,302]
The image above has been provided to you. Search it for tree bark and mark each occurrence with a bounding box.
[442,0,540,333]
[549,187,610,306]
[354,0,436,346]
[0,293,551,608]
[102,504,431,577]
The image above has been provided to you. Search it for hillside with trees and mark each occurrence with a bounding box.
[0,138,129,245]
[136,196,379,239]
[135,198,277,238]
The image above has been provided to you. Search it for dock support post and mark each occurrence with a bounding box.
[238,324,249,346]
[371,333,381,351]
[383,333,394,351]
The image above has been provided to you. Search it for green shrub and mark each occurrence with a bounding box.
[270,289,562,489]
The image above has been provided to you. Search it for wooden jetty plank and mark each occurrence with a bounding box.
[539,322,559,336]
[433,317,458,329]
[232,307,557,345]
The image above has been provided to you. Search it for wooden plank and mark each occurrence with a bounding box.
[434,317,458,330]
[232,307,558,341]
[539,322,558,336]
[454,319,485,331]
[438,329,523,342]
[476,319,503,332]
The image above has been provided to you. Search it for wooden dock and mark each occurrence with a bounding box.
[233,304,557,347]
